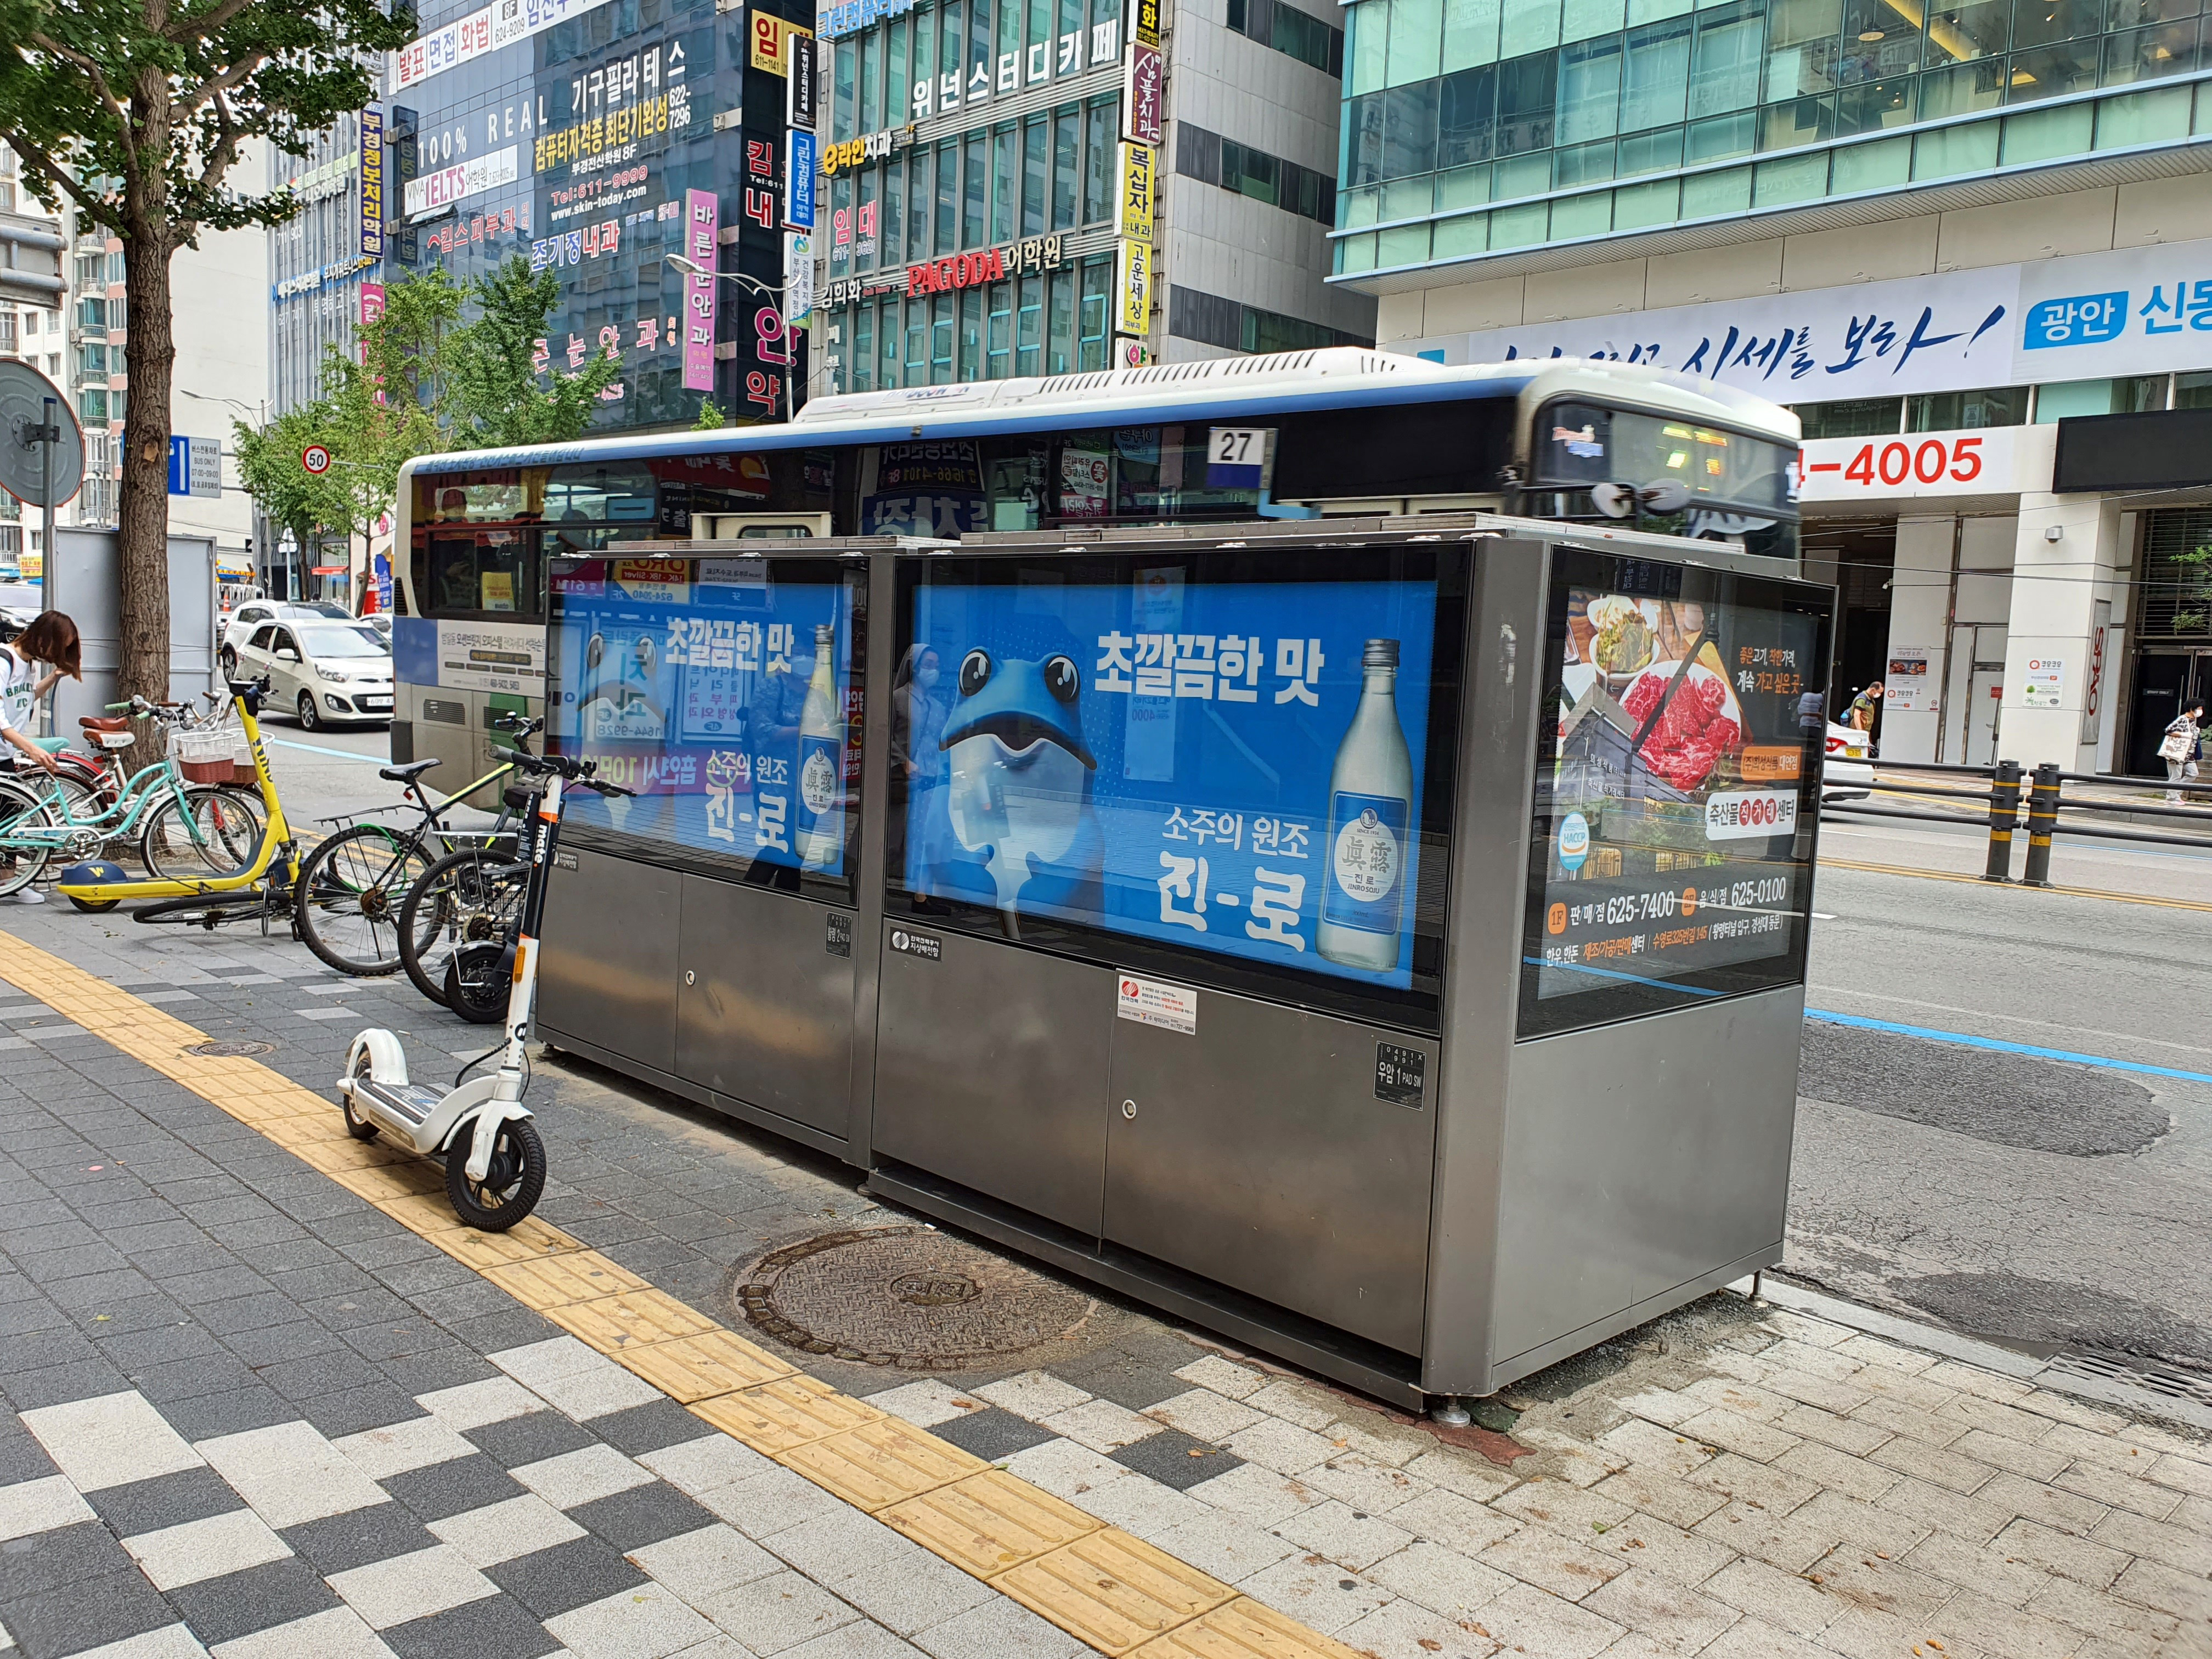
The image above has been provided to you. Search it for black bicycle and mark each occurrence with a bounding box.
[291,747,524,977]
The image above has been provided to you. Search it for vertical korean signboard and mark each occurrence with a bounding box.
[1121,0,1163,145]
[358,105,385,259]
[1116,238,1152,336]
[683,189,719,392]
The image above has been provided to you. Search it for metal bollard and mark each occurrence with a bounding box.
[2021,762,2061,888]
[1983,759,2022,883]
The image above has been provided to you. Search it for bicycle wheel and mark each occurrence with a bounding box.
[138,787,267,881]
[0,779,57,898]
[399,846,526,1008]
[132,890,270,927]
[294,823,433,976]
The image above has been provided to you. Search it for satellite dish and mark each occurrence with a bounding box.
[0,359,84,508]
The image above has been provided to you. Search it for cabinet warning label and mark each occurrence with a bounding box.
[1116,974,1197,1035]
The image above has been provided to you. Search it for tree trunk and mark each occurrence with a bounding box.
[117,226,175,776]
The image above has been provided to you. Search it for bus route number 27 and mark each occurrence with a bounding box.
[1835,435,1983,489]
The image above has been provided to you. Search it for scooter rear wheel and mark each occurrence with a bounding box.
[444,1116,544,1231]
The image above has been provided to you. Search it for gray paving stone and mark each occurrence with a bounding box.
[381,1590,567,1659]
[167,1553,349,1646]
[383,1452,531,1522]
[84,1465,250,1538]
[282,1502,443,1576]
[486,1533,653,1619]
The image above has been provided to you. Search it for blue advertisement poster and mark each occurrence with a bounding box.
[547,557,858,877]
[900,571,1440,990]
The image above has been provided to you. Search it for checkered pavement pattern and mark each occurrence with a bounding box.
[0,1337,1091,1659]
[2,909,2210,1658]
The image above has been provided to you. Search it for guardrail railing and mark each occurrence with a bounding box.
[1820,755,2212,885]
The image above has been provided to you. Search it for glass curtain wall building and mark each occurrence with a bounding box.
[1334,0,2212,273]
[815,0,1128,390]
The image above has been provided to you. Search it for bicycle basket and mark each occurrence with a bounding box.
[171,726,245,784]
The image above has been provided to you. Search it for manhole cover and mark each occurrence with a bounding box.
[184,1040,275,1058]
[737,1226,1094,1368]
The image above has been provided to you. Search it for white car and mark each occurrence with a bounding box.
[230,618,394,730]
[1824,721,1874,802]
[218,600,351,676]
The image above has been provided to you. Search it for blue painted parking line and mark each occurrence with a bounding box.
[1806,1007,2212,1086]
[266,736,384,763]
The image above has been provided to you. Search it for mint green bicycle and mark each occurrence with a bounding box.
[0,699,267,904]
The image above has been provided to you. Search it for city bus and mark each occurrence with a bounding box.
[390,348,1801,786]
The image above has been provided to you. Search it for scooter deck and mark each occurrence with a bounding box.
[353,1075,446,1126]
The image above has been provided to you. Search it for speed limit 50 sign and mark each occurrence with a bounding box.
[301,444,332,475]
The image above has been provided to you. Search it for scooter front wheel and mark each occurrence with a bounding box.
[444,1116,545,1231]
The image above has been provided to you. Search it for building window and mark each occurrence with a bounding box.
[2033,375,2168,420]
[1906,385,2028,430]
[1228,0,1346,77]
[1177,122,1338,224]
[1167,284,1373,353]
[1792,396,1902,437]
[77,387,109,424]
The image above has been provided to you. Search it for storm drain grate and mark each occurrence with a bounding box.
[2046,1351,2212,1412]
[184,1039,276,1058]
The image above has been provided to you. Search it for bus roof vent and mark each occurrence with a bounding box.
[792,345,1455,425]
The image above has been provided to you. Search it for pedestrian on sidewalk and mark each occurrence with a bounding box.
[0,612,82,905]
[1847,680,1883,733]
[2159,701,2204,804]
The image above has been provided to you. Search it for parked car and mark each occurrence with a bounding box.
[1824,721,1874,802]
[229,618,394,730]
[218,600,352,677]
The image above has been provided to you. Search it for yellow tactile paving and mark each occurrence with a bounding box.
[1128,1598,1364,1659]
[882,1469,1102,1578]
[0,930,1350,1659]
[776,1415,990,1513]
[428,1215,583,1267]
[689,1374,886,1454]
[612,1328,795,1401]
[478,1250,648,1308]
[328,1161,447,1204]
[998,1530,1238,1656]
[547,1287,721,1350]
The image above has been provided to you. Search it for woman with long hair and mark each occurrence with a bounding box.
[0,612,83,904]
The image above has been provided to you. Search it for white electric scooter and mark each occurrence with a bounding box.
[335,727,629,1229]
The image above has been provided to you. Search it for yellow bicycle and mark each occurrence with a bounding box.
[57,676,306,932]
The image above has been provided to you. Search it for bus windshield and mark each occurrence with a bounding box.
[1528,400,1798,559]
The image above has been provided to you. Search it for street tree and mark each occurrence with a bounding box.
[443,257,623,449]
[0,0,408,747]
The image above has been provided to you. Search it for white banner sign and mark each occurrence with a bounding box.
[389,0,618,93]
[1794,423,2053,504]
[1410,234,2212,403]
[402,145,520,218]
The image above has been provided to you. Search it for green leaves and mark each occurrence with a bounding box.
[233,254,627,543]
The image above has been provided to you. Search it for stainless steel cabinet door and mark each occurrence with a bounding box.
[675,874,856,1139]
[872,924,1115,1237]
[1103,988,1439,1355]
[538,848,680,1076]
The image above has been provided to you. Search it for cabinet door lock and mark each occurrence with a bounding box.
[684,969,696,985]
[1121,1099,1137,1120]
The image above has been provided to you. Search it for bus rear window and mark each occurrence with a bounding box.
[427,532,539,620]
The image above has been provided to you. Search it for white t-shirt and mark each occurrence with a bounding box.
[0,648,40,735]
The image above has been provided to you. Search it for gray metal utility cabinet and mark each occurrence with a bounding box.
[534,516,1833,1414]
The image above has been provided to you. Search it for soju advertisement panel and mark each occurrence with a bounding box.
[894,564,1442,992]
[1521,550,1830,1036]
[545,556,862,885]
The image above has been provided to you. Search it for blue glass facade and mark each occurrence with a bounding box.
[385,0,810,428]
[1332,0,2212,275]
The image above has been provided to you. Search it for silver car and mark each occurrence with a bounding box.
[232,619,395,731]
[219,600,351,676]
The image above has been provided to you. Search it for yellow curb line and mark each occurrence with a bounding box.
[1819,854,2212,913]
[0,930,1359,1659]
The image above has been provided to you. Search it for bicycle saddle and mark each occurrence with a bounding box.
[78,715,129,732]
[379,759,441,783]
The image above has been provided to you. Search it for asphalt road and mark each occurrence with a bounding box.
[258,726,2212,1379]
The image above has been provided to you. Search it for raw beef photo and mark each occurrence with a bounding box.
[1624,668,1741,791]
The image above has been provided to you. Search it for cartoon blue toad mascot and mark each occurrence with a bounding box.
[932,647,1105,924]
